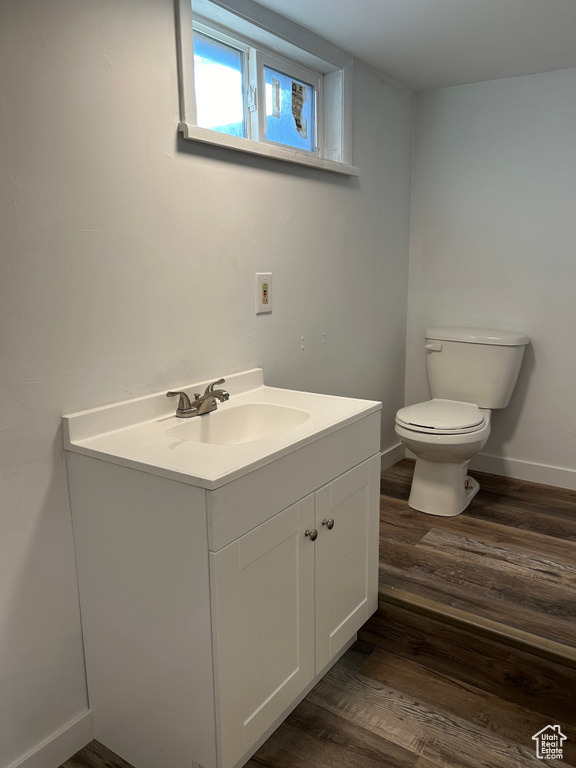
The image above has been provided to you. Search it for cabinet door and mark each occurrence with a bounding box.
[315,454,380,671]
[210,495,315,768]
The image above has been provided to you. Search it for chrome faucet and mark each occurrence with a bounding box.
[167,378,230,418]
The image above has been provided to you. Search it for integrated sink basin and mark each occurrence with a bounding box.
[166,402,310,445]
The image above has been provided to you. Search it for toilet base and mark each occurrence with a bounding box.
[408,458,480,517]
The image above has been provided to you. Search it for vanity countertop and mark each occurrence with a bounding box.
[63,369,381,490]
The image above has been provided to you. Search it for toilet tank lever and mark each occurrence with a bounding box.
[425,343,443,352]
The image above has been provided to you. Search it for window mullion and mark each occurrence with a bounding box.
[250,48,266,141]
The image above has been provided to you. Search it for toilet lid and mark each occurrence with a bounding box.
[396,399,486,434]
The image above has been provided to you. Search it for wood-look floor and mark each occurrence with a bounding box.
[61,463,576,768]
[380,459,576,650]
[63,640,576,768]
[248,641,576,768]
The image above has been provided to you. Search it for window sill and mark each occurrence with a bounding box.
[178,123,359,176]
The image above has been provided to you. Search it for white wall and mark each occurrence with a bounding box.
[0,0,413,764]
[407,68,576,488]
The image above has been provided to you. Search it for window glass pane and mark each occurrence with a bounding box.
[264,66,315,153]
[193,33,245,138]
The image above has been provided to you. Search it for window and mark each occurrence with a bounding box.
[193,31,246,138]
[192,23,321,154]
[261,60,319,154]
[176,0,357,175]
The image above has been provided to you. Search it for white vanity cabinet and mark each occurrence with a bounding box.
[64,369,381,768]
[210,495,315,768]
[314,457,379,671]
[211,457,379,768]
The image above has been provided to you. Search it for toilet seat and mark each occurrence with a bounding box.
[396,398,486,435]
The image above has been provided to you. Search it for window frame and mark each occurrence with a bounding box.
[175,0,358,176]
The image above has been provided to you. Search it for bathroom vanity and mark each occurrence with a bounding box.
[63,369,381,768]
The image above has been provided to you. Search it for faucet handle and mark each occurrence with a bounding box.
[166,390,192,411]
[204,378,226,396]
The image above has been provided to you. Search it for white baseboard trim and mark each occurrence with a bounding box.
[381,442,405,471]
[470,453,576,491]
[7,710,93,768]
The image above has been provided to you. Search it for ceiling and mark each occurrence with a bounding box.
[256,0,576,91]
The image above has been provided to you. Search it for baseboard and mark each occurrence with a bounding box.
[6,710,93,768]
[470,452,576,491]
[381,442,405,472]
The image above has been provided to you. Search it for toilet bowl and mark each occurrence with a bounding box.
[395,400,491,516]
[396,327,529,517]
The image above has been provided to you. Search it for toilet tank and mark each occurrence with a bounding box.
[425,327,529,409]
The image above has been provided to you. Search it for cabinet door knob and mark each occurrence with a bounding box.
[321,518,335,530]
[305,528,318,541]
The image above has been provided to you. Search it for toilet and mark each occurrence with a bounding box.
[396,327,529,517]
